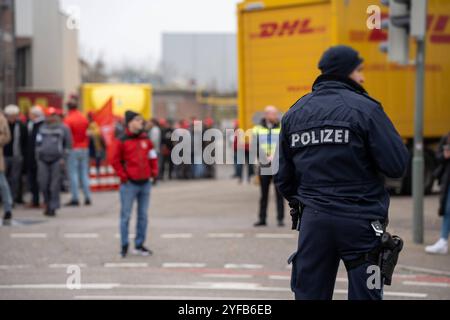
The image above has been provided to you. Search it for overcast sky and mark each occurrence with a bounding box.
[60,0,241,71]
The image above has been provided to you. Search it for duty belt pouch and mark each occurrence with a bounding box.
[379,232,404,285]
[344,220,404,286]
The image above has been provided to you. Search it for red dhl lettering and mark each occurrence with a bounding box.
[367,14,450,44]
[251,19,325,39]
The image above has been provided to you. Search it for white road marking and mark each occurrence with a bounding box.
[0,282,428,298]
[118,283,290,292]
[63,233,99,239]
[268,275,290,281]
[192,282,276,290]
[203,274,254,279]
[104,262,148,268]
[162,263,206,268]
[333,289,428,299]
[10,233,47,239]
[207,233,244,238]
[74,295,281,300]
[224,264,263,270]
[161,234,193,239]
[255,233,296,239]
[392,274,420,279]
[334,289,347,295]
[403,281,450,288]
[268,275,347,282]
[383,292,428,298]
[398,264,450,277]
[0,283,119,290]
[0,265,31,270]
[114,233,136,239]
[48,264,87,268]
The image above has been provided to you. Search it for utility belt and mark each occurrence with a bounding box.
[344,220,404,286]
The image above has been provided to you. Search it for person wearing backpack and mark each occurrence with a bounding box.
[36,107,72,217]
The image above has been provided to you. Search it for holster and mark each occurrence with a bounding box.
[379,232,404,285]
[344,222,403,286]
[289,200,304,231]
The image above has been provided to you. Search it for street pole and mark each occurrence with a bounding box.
[412,36,426,244]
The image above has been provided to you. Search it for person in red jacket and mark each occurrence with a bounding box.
[64,96,92,206]
[112,111,158,258]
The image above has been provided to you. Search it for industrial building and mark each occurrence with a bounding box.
[14,0,80,109]
[161,33,237,94]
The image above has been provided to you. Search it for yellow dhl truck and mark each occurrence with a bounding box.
[81,83,153,120]
[237,0,450,194]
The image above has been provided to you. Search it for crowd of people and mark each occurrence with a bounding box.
[0,97,94,222]
[0,96,221,226]
[115,116,217,182]
[0,94,448,260]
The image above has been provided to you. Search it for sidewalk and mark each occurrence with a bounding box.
[386,194,450,276]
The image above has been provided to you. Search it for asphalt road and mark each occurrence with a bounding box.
[0,167,449,300]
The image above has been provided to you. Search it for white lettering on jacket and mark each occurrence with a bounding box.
[290,128,350,148]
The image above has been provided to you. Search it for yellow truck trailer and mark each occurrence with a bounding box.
[81,83,152,120]
[237,0,450,193]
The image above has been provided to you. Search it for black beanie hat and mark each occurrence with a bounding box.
[125,110,140,125]
[318,45,364,76]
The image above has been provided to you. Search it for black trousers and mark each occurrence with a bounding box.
[160,155,174,180]
[258,174,284,222]
[290,208,383,300]
[28,163,40,206]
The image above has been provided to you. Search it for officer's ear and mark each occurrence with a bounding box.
[349,64,365,85]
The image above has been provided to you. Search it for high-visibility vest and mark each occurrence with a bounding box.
[252,124,281,157]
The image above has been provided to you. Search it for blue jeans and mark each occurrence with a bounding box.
[193,164,205,179]
[68,149,91,202]
[119,181,151,248]
[441,187,450,239]
[0,172,13,213]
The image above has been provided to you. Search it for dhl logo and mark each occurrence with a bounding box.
[368,14,450,44]
[250,19,326,39]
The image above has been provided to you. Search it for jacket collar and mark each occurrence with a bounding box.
[312,74,368,95]
[125,128,146,139]
[260,118,280,129]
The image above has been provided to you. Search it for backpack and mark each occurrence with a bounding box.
[36,125,65,163]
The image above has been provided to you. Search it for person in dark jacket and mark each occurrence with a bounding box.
[425,132,450,255]
[37,107,72,217]
[27,106,45,208]
[3,105,28,204]
[275,45,409,300]
[0,111,13,224]
[112,111,158,258]
[159,119,174,181]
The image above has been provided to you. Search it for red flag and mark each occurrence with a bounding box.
[93,97,116,164]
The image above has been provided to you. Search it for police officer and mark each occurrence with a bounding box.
[253,106,285,227]
[275,46,409,300]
